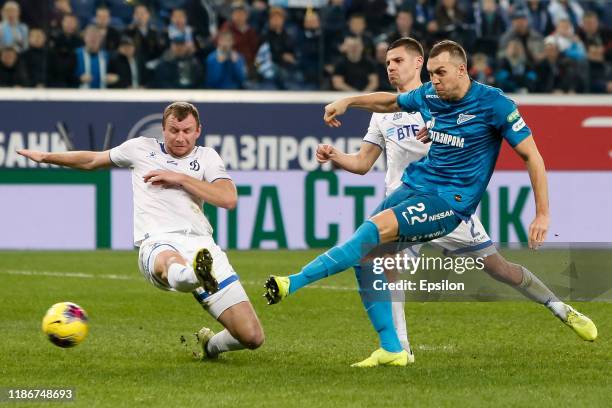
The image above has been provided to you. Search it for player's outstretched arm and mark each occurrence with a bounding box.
[143,170,237,209]
[324,93,400,128]
[316,142,381,175]
[513,136,549,249]
[17,149,113,170]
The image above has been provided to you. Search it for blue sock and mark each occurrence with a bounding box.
[288,221,379,294]
[354,265,403,353]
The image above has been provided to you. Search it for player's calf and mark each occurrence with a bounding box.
[200,301,265,358]
[481,254,523,286]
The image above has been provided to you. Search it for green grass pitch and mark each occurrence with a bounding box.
[0,250,610,407]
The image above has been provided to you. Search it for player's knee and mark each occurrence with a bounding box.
[369,211,398,242]
[239,324,265,349]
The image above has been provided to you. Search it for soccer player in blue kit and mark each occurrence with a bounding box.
[264,40,597,367]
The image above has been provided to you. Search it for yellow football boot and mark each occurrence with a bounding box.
[351,348,413,368]
[264,275,290,305]
[563,305,597,341]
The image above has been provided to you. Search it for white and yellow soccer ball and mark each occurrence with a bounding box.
[41,302,89,348]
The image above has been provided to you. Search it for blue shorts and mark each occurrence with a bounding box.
[371,183,462,243]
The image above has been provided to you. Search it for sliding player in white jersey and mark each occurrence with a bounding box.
[314,38,596,362]
[18,102,264,360]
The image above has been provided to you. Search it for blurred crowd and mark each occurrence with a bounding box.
[0,0,610,93]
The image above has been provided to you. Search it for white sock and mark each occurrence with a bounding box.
[547,301,568,321]
[167,263,199,292]
[206,329,245,357]
[391,290,409,347]
[516,266,566,320]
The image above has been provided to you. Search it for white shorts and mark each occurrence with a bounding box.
[395,216,495,259]
[137,232,249,318]
[193,280,250,319]
[430,215,496,258]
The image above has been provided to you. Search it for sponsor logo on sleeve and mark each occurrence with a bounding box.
[507,109,520,123]
[512,118,526,132]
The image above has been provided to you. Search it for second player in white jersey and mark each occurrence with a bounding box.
[364,112,429,195]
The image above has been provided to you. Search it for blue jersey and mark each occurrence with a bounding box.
[396,80,531,219]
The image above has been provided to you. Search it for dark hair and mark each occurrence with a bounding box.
[429,40,467,64]
[397,9,413,16]
[162,102,201,129]
[387,37,424,57]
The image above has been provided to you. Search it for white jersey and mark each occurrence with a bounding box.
[363,111,429,195]
[110,137,230,246]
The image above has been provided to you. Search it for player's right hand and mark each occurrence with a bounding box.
[17,149,45,163]
[416,126,431,143]
[324,100,348,128]
[316,144,336,163]
[528,214,549,250]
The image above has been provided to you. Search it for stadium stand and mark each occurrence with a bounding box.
[0,0,610,92]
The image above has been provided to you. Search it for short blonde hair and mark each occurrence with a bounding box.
[162,102,201,129]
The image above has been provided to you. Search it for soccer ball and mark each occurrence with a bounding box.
[41,302,89,348]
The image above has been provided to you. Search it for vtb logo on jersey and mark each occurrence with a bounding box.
[190,159,200,171]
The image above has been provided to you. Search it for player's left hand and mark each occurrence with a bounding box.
[528,214,549,249]
[143,170,185,187]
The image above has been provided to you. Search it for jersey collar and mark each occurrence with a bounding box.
[159,143,198,159]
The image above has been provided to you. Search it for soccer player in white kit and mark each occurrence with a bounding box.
[18,102,264,360]
[314,38,595,361]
